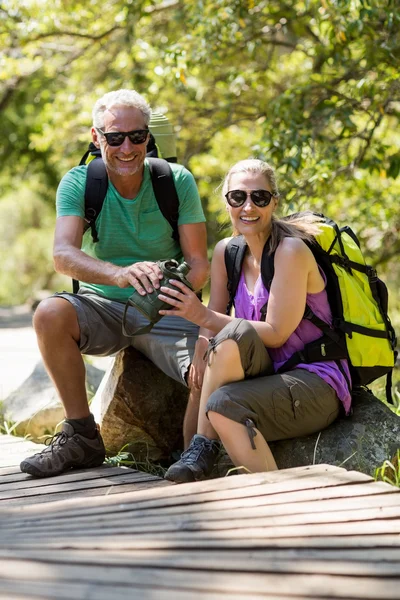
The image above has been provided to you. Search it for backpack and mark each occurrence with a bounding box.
[72,142,179,294]
[224,212,397,404]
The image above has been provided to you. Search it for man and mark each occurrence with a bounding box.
[20,89,209,478]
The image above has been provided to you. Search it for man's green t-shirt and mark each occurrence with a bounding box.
[56,159,206,302]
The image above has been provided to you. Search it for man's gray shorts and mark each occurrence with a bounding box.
[53,289,199,386]
[205,319,341,441]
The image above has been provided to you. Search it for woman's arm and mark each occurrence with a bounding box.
[160,237,316,348]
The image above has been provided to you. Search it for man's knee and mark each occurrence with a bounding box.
[33,297,79,339]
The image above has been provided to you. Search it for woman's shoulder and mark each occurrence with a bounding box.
[214,236,235,253]
[277,235,311,255]
[275,236,315,266]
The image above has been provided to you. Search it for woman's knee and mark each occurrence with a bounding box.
[33,297,79,339]
[212,338,240,362]
[208,409,234,432]
[218,319,258,346]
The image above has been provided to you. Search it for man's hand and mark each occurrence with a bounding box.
[187,336,209,390]
[115,261,163,294]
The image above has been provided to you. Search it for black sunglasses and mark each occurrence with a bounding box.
[225,189,274,208]
[97,128,149,147]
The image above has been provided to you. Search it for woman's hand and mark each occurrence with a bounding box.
[158,279,207,325]
[187,336,209,389]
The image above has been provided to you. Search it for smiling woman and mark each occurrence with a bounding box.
[160,158,351,484]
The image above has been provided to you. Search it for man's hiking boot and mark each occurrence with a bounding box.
[20,422,106,478]
[164,434,221,484]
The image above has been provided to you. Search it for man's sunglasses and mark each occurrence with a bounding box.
[97,128,149,147]
[225,189,274,208]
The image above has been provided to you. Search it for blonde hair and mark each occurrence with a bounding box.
[222,159,321,252]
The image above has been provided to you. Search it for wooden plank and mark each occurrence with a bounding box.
[0,436,46,468]
[0,466,375,516]
[0,558,400,599]
[1,547,400,576]
[2,489,398,533]
[0,579,271,600]
[2,515,400,549]
[0,478,171,508]
[0,465,135,486]
[3,503,400,541]
[3,547,400,567]
[0,470,160,498]
[1,480,395,531]
[0,471,166,501]
[3,531,400,551]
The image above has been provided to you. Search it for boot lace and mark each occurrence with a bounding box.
[34,431,69,456]
[180,437,219,465]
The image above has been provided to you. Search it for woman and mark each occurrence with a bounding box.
[158,159,351,484]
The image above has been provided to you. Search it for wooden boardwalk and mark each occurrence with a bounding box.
[0,435,399,599]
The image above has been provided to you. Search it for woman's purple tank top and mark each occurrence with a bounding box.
[234,270,352,414]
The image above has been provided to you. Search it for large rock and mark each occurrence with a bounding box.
[3,360,106,440]
[89,349,399,476]
[90,347,189,461]
[269,388,400,476]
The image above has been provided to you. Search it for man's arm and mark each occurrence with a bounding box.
[177,222,210,292]
[53,216,164,292]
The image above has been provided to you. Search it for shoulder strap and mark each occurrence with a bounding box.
[260,241,275,291]
[257,239,275,321]
[84,156,108,243]
[147,157,180,242]
[82,154,180,243]
[224,236,247,315]
[73,154,107,293]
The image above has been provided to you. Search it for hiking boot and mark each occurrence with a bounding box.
[164,434,221,484]
[20,422,106,478]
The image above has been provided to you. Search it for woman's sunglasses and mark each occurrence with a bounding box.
[97,128,149,147]
[225,189,274,208]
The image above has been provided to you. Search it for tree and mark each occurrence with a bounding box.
[0,0,399,304]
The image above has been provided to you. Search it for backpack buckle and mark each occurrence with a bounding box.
[366,266,378,282]
[333,318,353,339]
[84,207,97,224]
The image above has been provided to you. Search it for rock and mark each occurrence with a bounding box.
[2,360,106,440]
[90,347,189,461]
[269,388,400,476]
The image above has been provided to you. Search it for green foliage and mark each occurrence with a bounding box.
[0,181,69,303]
[0,0,399,303]
[105,444,167,477]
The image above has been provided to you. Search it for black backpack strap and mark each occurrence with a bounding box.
[74,154,180,293]
[147,157,179,242]
[84,156,108,243]
[73,151,108,293]
[224,236,247,315]
[259,241,275,321]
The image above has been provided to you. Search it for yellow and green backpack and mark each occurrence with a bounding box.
[225,213,397,404]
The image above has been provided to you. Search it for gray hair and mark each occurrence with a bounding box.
[92,89,151,129]
[222,158,279,198]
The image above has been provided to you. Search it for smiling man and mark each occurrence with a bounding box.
[20,89,209,478]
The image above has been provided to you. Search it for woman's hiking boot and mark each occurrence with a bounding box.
[20,422,106,478]
[164,434,221,484]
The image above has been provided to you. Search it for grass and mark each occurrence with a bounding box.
[105,444,167,478]
[375,450,400,488]
[369,367,400,415]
